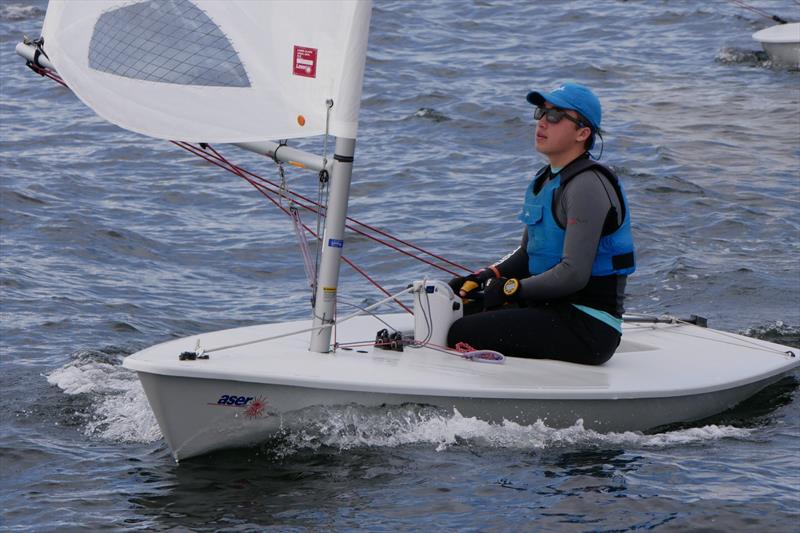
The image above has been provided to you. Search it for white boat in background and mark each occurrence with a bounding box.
[17,1,800,461]
[752,22,800,68]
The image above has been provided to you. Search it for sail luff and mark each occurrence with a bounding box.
[329,1,372,139]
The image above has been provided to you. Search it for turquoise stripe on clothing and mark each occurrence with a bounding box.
[572,304,622,333]
[553,163,622,333]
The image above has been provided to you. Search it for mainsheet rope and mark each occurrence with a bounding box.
[26,63,67,87]
[180,141,415,314]
[193,142,469,276]
[180,142,468,306]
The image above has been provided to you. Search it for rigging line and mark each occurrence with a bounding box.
[241,179,414,313]
[174,142,413,314]
[726,0,789,23]
[202,145,467,272]
[316,104,333,308]
[333,338,498,365]
[336,300,405,332]
[290,205,317,288]
[340,255,413,314]
[235,160,470,272]
[182,143,466,276]
[202,285,415,354]
[652,327,794,356]
[188,143,457,282]
[345,224,463,276]
[194,144,471,273]
[624,318,794,356]
[316,99,335,293]
[250,182,413,314]
[27,64,67,87]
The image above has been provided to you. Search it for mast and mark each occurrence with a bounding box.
[309,136,355,353]
[305,0,371,354]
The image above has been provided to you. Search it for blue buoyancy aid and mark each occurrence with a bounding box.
[518,156,636,278]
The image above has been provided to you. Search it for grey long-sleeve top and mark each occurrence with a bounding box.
[495,168,623,302]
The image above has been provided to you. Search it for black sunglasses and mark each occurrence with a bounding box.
[534,106,588,129]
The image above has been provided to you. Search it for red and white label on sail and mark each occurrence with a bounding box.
[293,46,318,78]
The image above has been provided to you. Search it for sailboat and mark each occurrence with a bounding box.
[17,0,799,461]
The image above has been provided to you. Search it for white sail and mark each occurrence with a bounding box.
[41,0,372,142]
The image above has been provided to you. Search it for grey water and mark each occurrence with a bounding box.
[1,0,799,531]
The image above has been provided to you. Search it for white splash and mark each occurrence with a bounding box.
[45,359,754,453]
[47,353,161,443]
[278,406,754,455]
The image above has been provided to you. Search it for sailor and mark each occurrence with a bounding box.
[447,82,635,365]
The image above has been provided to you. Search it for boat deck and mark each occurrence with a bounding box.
[123,314,799,400]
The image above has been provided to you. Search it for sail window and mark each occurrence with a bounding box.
[88,0,250,87]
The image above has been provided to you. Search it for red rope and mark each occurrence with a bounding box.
[192,143,470,274]
[174,141,414,314]
[28,64,67,87]
[174,142,468,277]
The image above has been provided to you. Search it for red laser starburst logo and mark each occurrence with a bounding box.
[244,396,267,419]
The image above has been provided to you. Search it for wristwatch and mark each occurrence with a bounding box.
[502,278,519,297]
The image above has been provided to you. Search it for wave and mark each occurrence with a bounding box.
[742,321,800,348]
[0,4,45,22]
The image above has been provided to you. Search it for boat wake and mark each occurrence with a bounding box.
[45,350,773,457]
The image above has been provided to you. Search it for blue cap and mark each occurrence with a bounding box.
[526,82,601,132]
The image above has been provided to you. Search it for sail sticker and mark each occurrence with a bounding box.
[293,46,318,78]
[328,238,344,248]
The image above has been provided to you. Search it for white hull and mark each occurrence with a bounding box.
[761,41,800,67]
[753,23,800,68]
[124,314,799,461]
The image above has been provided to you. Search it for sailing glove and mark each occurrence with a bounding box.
[448,267,498,297]
[482,277,521,310]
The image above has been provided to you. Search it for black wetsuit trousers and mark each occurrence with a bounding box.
[446,302,620,365]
